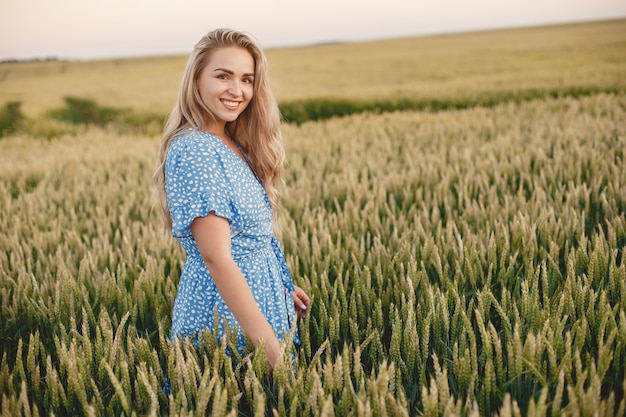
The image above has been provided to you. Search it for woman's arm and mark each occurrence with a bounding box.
[191,212,281,368]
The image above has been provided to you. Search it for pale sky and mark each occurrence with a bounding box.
[1,0,625,61]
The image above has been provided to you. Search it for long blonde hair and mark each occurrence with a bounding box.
[153,28,284,230]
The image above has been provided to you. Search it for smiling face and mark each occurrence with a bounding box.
[197,46,255,134]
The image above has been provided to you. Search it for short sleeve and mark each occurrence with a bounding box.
[165,134,234,238]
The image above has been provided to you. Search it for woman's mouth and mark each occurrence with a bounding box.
[222,100,240,109]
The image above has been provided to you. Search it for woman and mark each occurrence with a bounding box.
[154,28,310,369]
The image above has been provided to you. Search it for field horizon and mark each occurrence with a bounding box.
[0,17,624,119]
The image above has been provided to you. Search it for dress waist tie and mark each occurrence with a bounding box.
[270,237,295,293]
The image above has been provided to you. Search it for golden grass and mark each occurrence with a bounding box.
[267,19,626,102]
[0,56,187,117]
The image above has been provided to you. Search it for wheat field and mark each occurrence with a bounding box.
[0,19,625,416]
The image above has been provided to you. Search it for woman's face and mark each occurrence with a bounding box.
[197,46,255,131]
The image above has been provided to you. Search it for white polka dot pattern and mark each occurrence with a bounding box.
[164,130,297,351]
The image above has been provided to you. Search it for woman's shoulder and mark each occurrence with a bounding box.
[169,129,223,158]
[172,129,219,149]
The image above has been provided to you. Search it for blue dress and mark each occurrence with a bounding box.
[164,130,297,352]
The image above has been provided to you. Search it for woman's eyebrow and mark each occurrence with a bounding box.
[213,68,254,77]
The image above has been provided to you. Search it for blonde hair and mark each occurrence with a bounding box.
[153,28,284,230]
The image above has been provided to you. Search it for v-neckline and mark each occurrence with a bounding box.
[205,131,263,185]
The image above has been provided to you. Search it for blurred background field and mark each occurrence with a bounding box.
[0,19,624,118]
[1,19,625,416]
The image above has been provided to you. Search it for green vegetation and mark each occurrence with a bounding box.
[0,97,164,139]
[3,83,623,138]
[48,96,122,126]
[46,96,164,136]
[0,101,24,137]
[278,85,624,124]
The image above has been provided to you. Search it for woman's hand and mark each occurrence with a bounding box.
[291,286,311,318]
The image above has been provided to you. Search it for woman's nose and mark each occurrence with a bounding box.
[228,80,242,95]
